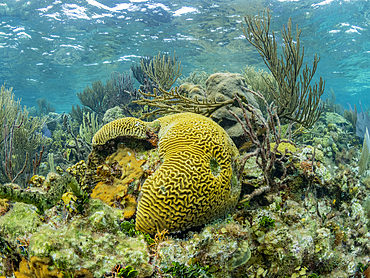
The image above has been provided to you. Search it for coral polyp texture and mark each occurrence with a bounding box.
[138,113,240,234]
[92,117,149,146]
[92,112,241,235]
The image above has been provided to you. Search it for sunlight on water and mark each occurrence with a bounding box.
[0,0,369,112]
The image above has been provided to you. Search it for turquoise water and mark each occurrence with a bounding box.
[0,0,369,112]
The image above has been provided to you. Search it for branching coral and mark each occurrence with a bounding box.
[230,89,294,203]
[140,51,182,90]
[75,70,134,119]
[133,86,236,118]
[242,9,325,128]
[0,85,47,184]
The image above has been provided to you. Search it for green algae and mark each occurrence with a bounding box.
[27,199,153,277]
[0,202,41,245]
[0,199,153,277]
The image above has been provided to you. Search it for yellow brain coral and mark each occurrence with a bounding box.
[92,117,149,146]
[136,113,240,234]
[91,112,240,235]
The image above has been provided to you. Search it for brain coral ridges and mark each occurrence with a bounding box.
[92,112,241,235]
[92,117,149,146]
[137,113,240,235]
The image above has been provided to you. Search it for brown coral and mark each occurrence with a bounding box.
[0,198,10,216]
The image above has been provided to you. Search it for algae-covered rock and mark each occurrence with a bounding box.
[324,112,350,126]
[156,220,251,277]
[205,72,261,147]
[206,73,259,108]
[102,106,125,124]
[227,240,251,269]
[178,82,207,100]
[28,199,153,277]
[0,202,42,245]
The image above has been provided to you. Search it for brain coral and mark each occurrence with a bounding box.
[92,117,149,146]
[91,112,241,235]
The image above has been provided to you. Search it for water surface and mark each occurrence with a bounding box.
[0,0,368,112]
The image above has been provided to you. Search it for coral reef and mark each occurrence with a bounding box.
[90,112,240,235]
[74,70,135,121]
[14,256,66,278]
[205,72,262,146]
[178,82,207,101]
[0,199,153,277]
[79,112,100,145]
[178,70,211,89]
[1,85,370,278]
[102,106,126,124]
[242,65,277,113]
[154,220,251,277]
[0,202,41,246]
[133,86,236,119]
[90,146,145,218]
[0,174,83,214]
[134,72,264,147]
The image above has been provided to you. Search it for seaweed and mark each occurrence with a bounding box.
[117,265,139,278]
[242,9,325,128]
[120,220,155,245]
[259,215,276,229]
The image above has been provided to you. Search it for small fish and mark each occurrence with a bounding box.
[41,124,52,138]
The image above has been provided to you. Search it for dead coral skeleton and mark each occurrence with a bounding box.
[230,88,294,203]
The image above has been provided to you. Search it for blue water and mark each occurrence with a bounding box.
[0,0,369,112]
